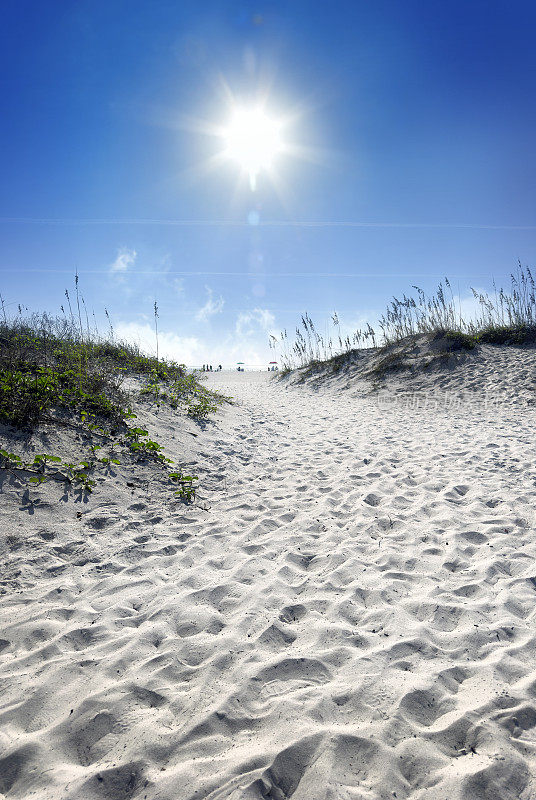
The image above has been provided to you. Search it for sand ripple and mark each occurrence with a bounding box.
[1,367,536,798]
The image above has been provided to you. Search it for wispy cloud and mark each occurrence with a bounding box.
[195,286,224,322]
[173,278,185,296]
[110,247,137,275]
[235,308,275,337]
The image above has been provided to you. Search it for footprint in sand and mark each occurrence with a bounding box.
[279,604,307,624]
[399,686,456,727]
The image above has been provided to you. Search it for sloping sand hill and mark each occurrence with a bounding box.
[289,333,536,402]
[1,348,536,799]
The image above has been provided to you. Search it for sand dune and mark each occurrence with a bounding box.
[1,349,536,799]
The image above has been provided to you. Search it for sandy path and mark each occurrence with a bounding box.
[1,371,536,799]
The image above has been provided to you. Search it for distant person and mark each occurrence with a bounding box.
[218,364,222,371]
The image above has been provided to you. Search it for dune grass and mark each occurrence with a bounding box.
[271,263,536,371]
[0,304,225,500]
[0,312,222,428]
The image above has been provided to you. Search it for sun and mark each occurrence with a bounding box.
[222,107,283,190]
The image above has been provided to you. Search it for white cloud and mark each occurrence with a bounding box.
[113,318,276,369]
[110,247,136,274]
[114,321,201,365]
[235,308,275,336]
[195,286,224,322]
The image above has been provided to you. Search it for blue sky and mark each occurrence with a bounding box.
[1,0,535,365]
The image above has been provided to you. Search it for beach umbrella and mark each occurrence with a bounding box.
[269,361,277,364]
[237,362,245,364]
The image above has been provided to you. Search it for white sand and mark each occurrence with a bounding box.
[1,353,536,799]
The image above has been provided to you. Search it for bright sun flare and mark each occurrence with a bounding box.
[223,107,282,189]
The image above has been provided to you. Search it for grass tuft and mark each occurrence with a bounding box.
[272,263,536,372]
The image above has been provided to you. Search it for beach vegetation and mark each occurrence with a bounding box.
[140,368,226,419]
[272,263,536,372]
[0,286,225,502]
[367,351,412,377]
